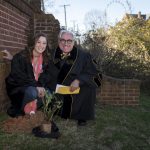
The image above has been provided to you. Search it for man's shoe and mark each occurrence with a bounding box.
[78,120,87,126]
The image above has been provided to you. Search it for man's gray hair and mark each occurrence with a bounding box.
[58,30,74,40]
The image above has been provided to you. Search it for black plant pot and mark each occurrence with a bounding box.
[32,121,60,139]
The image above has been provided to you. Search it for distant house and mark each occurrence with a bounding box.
[128,11,147,20]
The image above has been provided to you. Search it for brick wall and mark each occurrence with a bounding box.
[34,13,60,49]
[0,0,33,54]
[97,75,141,106]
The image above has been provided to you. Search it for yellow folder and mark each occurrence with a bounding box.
[55,84,80,95]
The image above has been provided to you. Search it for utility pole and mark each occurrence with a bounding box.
[60,4,70,29]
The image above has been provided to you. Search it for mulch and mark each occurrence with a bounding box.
[2,111,45,133]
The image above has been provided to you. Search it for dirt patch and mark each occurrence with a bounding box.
[2,111,45,133]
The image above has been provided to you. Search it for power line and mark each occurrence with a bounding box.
[60,4,70,29]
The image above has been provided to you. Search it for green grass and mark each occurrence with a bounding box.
[0,93,150,150]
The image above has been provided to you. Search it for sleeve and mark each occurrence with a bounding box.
[76,53,102,88]
[38,60,59,90]
[8,53,36,87]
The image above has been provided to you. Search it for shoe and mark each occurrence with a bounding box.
[24,100,37,115]
[29,111,35,115]
[78,120,87,126]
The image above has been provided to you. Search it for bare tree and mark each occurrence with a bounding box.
[84,9,106,31]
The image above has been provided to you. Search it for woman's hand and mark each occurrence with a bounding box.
[70,79,80,92]
[2,50,13,60]
[36,87,45,98]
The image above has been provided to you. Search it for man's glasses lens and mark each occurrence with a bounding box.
[60,39,73,44]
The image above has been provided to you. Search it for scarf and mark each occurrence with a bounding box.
[32,54,43,81]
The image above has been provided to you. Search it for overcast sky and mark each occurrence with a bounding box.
[45,0,150,32]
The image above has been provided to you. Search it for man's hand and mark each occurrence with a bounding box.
[36,87,45,98]
[2,50,13,60]
[70,79,80,92]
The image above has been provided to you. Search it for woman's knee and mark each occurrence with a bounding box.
[24,86,38,98]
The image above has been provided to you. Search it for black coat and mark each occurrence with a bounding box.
[53,46,101,120]
[5,50,58,110]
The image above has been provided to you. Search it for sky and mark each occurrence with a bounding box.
[45,0,150,33]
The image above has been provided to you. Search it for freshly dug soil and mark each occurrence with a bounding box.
[2,111,45,133]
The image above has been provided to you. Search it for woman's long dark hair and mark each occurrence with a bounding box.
[24,33,51,64]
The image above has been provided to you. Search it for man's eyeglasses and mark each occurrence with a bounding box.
[59,39,73,45]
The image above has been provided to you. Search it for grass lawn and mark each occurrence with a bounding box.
[0,93,150,150]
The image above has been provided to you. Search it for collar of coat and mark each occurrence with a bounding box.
[53,46,77,64]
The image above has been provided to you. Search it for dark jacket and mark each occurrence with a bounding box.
[5,49,58,109]
[53,46,101,120]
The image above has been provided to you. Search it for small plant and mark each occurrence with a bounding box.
[32,91,62,138]
[42,91,62,122]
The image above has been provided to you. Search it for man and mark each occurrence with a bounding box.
[53,30,101,126]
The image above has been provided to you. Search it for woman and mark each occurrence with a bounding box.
[5,33,58,117]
